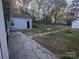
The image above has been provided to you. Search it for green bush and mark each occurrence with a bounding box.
[64,29,72,33]
[32,24,39,28]
[61,56,73,59]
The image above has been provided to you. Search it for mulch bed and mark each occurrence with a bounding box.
[33,35,68,57]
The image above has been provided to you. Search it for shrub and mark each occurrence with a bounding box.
[32,24,39,28]
[61,56,73,59]
[64,28,72,33]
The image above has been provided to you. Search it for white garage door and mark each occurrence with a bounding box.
[14,18,27,30]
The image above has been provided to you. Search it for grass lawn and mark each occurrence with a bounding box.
[26,23,66,33]
[24,23,79,58]
[33,28,79,59]
[48,29,79,58]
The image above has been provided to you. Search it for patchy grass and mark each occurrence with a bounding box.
[33,29,79,58]
[23,23,79,58]
[48,29,79,57]
[32,24,60,32]
[25,23,66,34]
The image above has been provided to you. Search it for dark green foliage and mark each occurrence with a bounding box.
[61,56,73,59]
[32,24,39,28]
[63,29,72,33]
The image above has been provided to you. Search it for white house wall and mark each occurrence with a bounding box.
[30,19,32,29]
[0,0,9,59]
[11,17,32,30]
[72,20,79,28]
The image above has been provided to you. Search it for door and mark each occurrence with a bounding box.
[27,21,30,29]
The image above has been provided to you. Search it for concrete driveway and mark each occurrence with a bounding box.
[8,31,58,59]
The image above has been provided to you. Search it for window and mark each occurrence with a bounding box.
[11,20,14,26]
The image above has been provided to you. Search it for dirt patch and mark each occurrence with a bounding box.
[33,35,68,57]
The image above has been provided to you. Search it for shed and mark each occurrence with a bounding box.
[72,19,79,28]
[10,13,32,30]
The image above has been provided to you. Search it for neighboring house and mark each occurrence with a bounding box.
[72,19,79,28]
[10,13,32,31]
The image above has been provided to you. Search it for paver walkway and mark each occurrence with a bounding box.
[8,31,58,59]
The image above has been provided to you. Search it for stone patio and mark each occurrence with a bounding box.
[8,31,58,59]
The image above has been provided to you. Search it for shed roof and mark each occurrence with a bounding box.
[11,13,32,19]
[10,10,32,19]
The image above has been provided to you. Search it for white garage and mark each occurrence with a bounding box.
[10,14,32,31]
[72,19,79,28]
